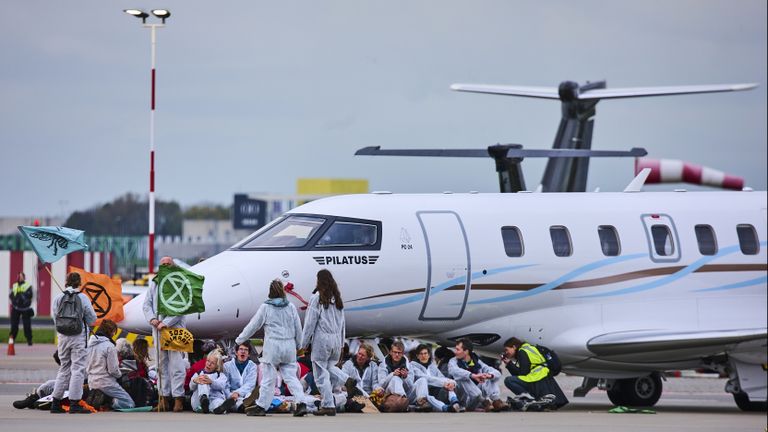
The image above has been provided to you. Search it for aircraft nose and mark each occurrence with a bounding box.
[120,292,151,335]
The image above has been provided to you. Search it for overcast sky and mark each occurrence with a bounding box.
[1,0,765,217]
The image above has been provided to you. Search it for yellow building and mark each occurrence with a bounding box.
[296,178,369,195]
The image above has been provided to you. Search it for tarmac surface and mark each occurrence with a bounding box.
[1,343,766,432]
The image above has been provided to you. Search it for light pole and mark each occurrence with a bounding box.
[124,8,171,274]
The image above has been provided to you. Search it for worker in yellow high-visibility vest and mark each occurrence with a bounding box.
[9,272,34,345]
[501,337,568,410]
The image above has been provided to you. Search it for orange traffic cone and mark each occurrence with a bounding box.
[7,336,15,356]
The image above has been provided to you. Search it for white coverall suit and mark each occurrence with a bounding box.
[86,334,135,409]
[411,360,459,411]
[190,370,229,412]
[222,359,257,410]
[300,294,346,409]
[236,297,307,411]
[51,288,97,402]
[448,356,502,410]
[378,357,428,404]
[142,280,187,398]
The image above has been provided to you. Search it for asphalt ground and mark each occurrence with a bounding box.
[1,344,766,432]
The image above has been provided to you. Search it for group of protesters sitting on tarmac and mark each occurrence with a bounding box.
[12,262,567,415]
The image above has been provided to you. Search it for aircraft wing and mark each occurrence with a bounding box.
[588,328,767,357]
[450,83,758,100]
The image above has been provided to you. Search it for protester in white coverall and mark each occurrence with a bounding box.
[236,280,308,417]
[410,343,463,412]
[190,350,231,414]
[300,269,346,416]
[448,338,507,412]
[143,256,187,412]
[341,343,380,396]
[50,272,97,414]
[85,319,135,410]
[378,340,431,412]
[222,341,257,413]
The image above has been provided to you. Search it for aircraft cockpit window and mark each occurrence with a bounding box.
[549,226,572,257]
[239,216,325,248]
[736,224,759,255]
[695,224,718,255]
[315,221,378,247]
[598,225,621,256]
[501,226,524,257]
[651,225,675,256]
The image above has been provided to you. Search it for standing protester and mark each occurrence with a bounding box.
[50,272,97,414]
[301,269,346,416]
[142,256,187,412]
[86,319,135,410]
[448,338,508,412]
[9,271,34,345]
[236,280,308,417]
[501,337,568,410]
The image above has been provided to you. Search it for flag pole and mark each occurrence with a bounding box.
[43,262,65,293]
[155,283,164,413]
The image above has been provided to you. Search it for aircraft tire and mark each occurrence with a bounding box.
[607,373,662,407]
[732,392,767,412]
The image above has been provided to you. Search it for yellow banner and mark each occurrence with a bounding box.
[160,327,194,352]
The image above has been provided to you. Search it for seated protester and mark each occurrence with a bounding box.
[223,341,257,413]
[185,340,217,394]
[341,342,379,397]
[434,346,454,377]
[410,344,463,413]
[501,337,568,410]
[190,349,232,414]
[129,339,151,380]
[122,338,154,408]
[448,338,507,412]
[86,320,135,410]
[377,340,431,412]
[13,351,61,409]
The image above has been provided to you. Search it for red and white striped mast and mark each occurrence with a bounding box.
[124,8,171,274]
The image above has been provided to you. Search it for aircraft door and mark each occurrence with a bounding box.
[417,211,471,320]
[641,213,681,262]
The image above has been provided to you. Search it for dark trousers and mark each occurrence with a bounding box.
[504,376,534,395]
[10,309,33,345]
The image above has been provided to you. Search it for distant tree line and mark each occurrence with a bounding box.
[183,205,230,220]
[65,193,183,236]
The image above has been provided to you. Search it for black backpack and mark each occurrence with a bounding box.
[55,291,84,336]
[535,344,562,377]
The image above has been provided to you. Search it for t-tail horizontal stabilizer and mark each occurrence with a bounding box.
[450,80,757,192]
[355,145,647,193]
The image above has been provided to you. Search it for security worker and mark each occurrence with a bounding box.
[9,272,34,345]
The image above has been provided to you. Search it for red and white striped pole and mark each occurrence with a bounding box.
[147,23,160,274]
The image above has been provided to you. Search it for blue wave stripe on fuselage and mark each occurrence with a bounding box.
[346,264,535,312]
[577,243,766,298]
[466,253,646,305]
[693,275,768,292]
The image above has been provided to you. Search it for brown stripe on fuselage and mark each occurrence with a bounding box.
[346,263,767,302]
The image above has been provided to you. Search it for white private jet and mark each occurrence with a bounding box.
[120,81,767,411]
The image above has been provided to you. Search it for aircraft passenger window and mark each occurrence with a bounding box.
[598,225,620,256]
[239,215,325,248]
[501,226,524,257]
[549,226,572,257]
[736,224,759,255]
[316,221,377,247]
[694,224,718,255]
[651,225,675,256]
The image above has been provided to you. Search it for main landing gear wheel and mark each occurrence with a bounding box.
[732,391,768,412]
[607,373,662,407]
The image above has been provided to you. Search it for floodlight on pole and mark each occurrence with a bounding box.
[124,8,171,274]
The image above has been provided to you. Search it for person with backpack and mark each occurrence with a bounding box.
[50,272,97,414]
[501,337,568,410]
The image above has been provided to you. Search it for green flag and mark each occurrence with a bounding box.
[153,265,205,316]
